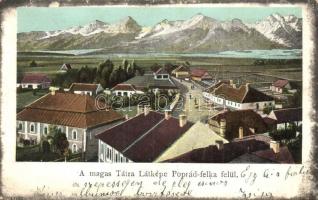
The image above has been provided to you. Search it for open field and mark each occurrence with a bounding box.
[17,89,49,112]
[17,53,302,81]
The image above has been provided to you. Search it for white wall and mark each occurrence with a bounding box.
[98,141,131,163]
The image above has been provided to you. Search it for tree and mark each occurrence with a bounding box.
[263,105,274,115]
[29,60,38,68]
[49,126,69,156]
[288,90,302,107]
[96,59,114,88]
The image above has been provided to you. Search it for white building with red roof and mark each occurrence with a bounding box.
[18,73,51,89]
[270,79,291,93]
[17,91,124,160]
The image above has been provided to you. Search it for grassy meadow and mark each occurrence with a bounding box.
[17,52,302,81]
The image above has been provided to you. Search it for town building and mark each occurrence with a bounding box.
[155,121,229,162]
[16,92,124,160]
[111,84,144,97]
[17,74,51,89]
[270,79,291,93]
[208,109,269,140]
[96,109,193,163]
[59,63,72,72]
[190,68,213,81]
[171,65,190,79]
[265,107,302,130]
[112,68,178,96]
[69,83,104,96]
[165,134,294,163]
[203,82,275,111]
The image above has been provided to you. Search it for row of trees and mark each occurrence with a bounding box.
[53,59,145,89]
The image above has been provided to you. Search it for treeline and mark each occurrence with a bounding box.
[53,59,144,89]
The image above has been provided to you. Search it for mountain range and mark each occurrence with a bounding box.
[17,13,302,53]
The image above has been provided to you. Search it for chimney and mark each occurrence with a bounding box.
[136,105,143,116]
[230,79,233,85]
[164,110,171,120]
[179,114,187,127]
[249,127,255,134]
[270,141,280,154]
[125,114,129,120]
[144,105,150,116]
[50,88,56,95]
[239,126,244,139]
[215,140,224,150]
[219,118,226,138]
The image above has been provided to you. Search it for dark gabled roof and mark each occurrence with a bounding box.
[69,83,100,92]
[122,74,178,90]
[17,92,123,129]
[272,79,289,88]
[204,80,230,93]
[155,68,169,75]
[209,110,268,140]
[124,117,193,162]
[96,111,193,162]
[213,84,274,103]
[21,74,51,84]
[172,65,190,73]
[111,84,136,91]
[272,108,302,124]
[164,135,272,163]
[252,146,294,163]
[61,63,72,70]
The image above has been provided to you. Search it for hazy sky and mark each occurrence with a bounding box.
[17,7,302,33]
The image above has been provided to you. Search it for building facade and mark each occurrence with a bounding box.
[203,82,275,111]
[18,74,51,89]
[17,92,124,160]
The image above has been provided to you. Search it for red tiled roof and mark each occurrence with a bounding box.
[17,92,123,128]
[190,68,209,77]
[213,84,273,103]
[21,74,51,84]
[69,83,100,92]
[111,84,136,91]
[252,146,294,163]
[272,108,302,124]
[273,79,289,88]
[96,111,193,162]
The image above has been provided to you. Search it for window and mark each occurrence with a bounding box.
[269,102,272,106]
[72,144,77,153]
[18,122,23,130]
[30,123,35,133]
[156,75,162,79]
[163,75,169,79]
[123,92,128,96]
[44,126,48,135]
[106,147,110,158]
[117,92,122,96]
[72,130,77,140]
